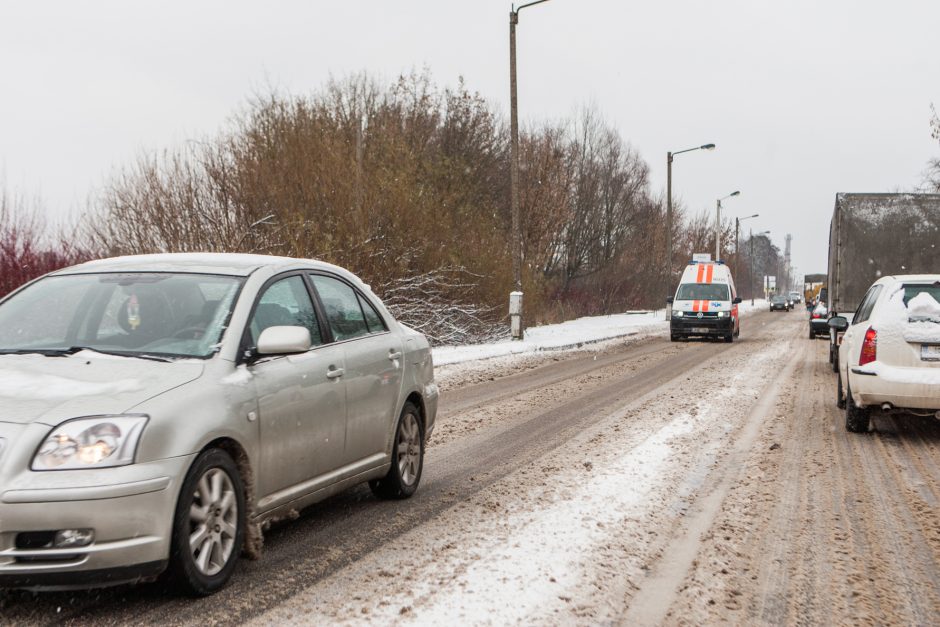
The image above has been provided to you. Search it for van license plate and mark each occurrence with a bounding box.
[922,345,940,361]
[693,327,711,334]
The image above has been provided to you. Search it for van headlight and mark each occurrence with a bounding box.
[32,416,148,471]
[717,311,726,317]
[672,310,683,317]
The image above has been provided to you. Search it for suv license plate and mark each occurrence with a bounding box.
[922,345,940,361]
[693,327,711,333]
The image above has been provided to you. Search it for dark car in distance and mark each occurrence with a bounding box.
[770,294,790,311]
[809,301,829,338]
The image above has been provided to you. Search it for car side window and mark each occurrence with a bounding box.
[310,275,370,341]
[249,276,322,346]
[358,293,387,333]
[853,285,883,325]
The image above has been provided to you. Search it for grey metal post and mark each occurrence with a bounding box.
[715,199,721,260]
[666,151,673,287]
[508,0,551,340]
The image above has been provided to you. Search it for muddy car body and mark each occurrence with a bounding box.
[0,253,437,593]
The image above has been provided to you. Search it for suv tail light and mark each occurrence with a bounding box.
[859,327,877,366]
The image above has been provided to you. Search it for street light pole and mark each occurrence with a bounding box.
[509,0,551,340]
[749,229,770,305]
[666,143,714,287]
[734,213,758,278]
[715,190,740,260]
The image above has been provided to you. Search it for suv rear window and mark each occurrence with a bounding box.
[902,284,940,306]
[676,283,730,301]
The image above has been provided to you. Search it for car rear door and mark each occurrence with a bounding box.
[310,274,404,466]
[841,284,882,373]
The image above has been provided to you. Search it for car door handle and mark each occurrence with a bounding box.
[326,367,345,379]
[388,350,402,361]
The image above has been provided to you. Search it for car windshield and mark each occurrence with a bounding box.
[675,283,730,301]
[773,295,786,302]
[0,272,243,359]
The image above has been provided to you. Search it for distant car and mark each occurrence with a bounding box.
[789,291,802,305]
[770,295,790,311]
[809,302,829,337]
[832,275,940,432]
[0,253,438,594]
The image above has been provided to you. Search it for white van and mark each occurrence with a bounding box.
[666,255,742,342]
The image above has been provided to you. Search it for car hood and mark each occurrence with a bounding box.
[0,353,204,426]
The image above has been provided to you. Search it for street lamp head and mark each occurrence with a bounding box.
[730,190,741,197]
[701,143,716,151]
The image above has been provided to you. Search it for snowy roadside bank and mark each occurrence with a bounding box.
[431,299,769,368]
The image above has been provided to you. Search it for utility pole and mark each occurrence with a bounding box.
[665,143,714,289]
[715,190,740,261]
[508,0,550,340]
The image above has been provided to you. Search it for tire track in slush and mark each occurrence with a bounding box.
[620,322,802,626]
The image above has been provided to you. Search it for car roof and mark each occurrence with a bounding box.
[873,274,940,286]
[49,253,345,278]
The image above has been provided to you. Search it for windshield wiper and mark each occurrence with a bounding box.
[0,348,75,357]
[0,346,172,362]
[63,346,173,363]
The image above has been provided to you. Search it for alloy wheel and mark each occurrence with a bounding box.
[397,412,421,486]
[188,467,238,576]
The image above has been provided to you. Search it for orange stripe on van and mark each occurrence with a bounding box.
[705,265,714,283]
[696,265,705,282]
[703,300,710,311]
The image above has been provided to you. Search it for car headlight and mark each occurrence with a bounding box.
[673,310,683,317]
[32,416,148,471]
[717,311,726,317]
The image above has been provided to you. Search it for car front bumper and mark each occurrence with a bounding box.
[0,454,194,590]
[670,316,734,336]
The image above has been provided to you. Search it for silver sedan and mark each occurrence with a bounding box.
[0,253,437,594]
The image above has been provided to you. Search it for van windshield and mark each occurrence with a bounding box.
[676,283,730,301]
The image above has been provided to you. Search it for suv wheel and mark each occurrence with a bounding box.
[844,381,870,433]
[836,371,846,409]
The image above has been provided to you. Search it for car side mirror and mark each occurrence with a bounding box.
[666,296,674,304]
[257,326,312,355]
[733,297,742,304]
[827,316,849,332]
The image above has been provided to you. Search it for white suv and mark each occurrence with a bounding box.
[830,275,940,432]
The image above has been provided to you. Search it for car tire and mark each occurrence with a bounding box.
[168,448,246,596]
[831,348,839,373]
[670,334,678,342]
[724,333,733,343]
[370,402,424,500]
[844,381,870,433]
[836,370,846,409]
[808,326,814,339]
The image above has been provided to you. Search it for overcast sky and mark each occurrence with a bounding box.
[1,0,938,274]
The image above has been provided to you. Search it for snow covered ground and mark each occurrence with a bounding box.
[432,299,769,367]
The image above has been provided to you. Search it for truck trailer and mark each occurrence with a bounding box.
[826,192,940,368]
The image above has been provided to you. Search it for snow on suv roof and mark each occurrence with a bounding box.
[52,253,334,277]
